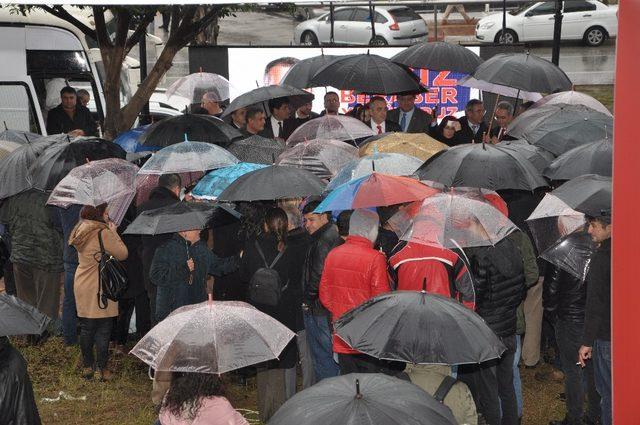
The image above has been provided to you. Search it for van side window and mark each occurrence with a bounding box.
[0,83,40,133]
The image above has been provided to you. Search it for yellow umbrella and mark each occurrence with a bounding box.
[359,132,448,162]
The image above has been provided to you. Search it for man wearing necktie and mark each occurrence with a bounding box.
[365,96,402,135]
[457,99,489,145]
[490,101,517,144]
[259,98,292,142]
[388,93,434,134]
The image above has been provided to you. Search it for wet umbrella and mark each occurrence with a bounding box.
[0,140,20,159]
[415,143,548,191]
[287,115,375,147]
[315,173,439,212]
[531,90,612,117]
[326,152,423,192]
[30,137,126,191]
[495,139,555,173]
[46,158,139,225]
[309,53,425,95]
[221,85,314,118]
[335,291,505,365]
[268,373,457,425]
[0,293,52,337]
[506,103,567,139]
[226,135,285,165]
[130,299,295,374]
[0,129,42,144]
[549,174,611,218]
[191,163,269,201]
[358,132,448,162]
[138,114,242,149]
[0,139,59,199]
[458,75,542,102]
[391,41,483,75]
[218,165,325,202]
[113,124,155,153]
[166,72,232,103]
[280,54,338,89]
[402,192,518,249]
[276,139,358,180]
[543,138,612,181]
[137,140,238,175]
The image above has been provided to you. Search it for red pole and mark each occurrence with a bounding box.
[612,0,640,421]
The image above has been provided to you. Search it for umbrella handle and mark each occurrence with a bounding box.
[355,379,363,399]
[486,94,500,137]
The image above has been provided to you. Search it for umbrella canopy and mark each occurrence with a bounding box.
[309,53,424,95]
[495,139,555,173]
[0,129,42,144]
[550,174,612,218]
[391,41,483,74]
[113,124,155,153]
[218,165,326,202]
[0,139,59,199]
[472,52,572,94]
[138,114,243,149]
[415,143,548,191]
[544,138,612,181]
[268,373,457,425]
[315,173,439,212]
[458,75,542,102]
[359,132,448,162]
[166,72,232,103]
[506,103,563,139]
[326,152,423,192]
[46,158,138,225]
[402,192,518,249]
[0,293,52,337]
[30,137,126,191]
[531,90,612,116]
[335,291,505,365]
[221,85,314,118]
[280,54,338,89]
[287,115,375,147]
[0,140,20,159]
[191,162,269,200]
[276,139,358,180]
[130,299,295,374]
[137,140,238,175]
[124,202,240,235]
[226,135,285,165]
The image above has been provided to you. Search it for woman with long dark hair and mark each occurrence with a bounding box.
[159,372,248,425]
[434,115,464,147]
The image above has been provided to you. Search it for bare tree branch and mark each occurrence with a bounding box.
[123,11,156,56]
[113,8,131,49]
[39,5,96,39]
[92,6,113,49]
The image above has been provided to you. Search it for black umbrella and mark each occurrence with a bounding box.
[221,85,314,118]
[415,143,548,191]
[544,138,612,181]
[309,53,425,95]
[124,202,240,235]
[472,52,572,93]
[335,291,505,365]
[551,174,611,218]
[30,137,126,191]
[281,54,338,89]
[496,139,555,173]
[268,373,457,425]
[0,139,59,199]
[0,293,52,336]
[226,135,285,165]
[217,165,325,202]
[391,41,483,75]
[138,114,242,149]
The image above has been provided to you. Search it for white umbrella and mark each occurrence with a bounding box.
[458,75,542,102]
[531,90,612,116]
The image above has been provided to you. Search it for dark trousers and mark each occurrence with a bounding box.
[556,320,600,422]
[115,293,151,345]
[13,263,62,320]
[459,334,518,425]
[79,317,113,369]
[2,260,16,295]
[338,353,404,376]
[594,340,611,425]
[62,266,78,345]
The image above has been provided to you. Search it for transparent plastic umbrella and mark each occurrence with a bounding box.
[47,158,138,225]
[531,90,612,117]
[401,192,518,249]
[326,152,423,192]
[130,299,295,374]
[286,115,375,147]
[0,129,42,144]
[0,139,59,200]
[137,140,239,175]
[0,140,20,159]
[165,72,233,103]
[276,139,358,181]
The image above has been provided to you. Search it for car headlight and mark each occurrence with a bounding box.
[479,22,495,30]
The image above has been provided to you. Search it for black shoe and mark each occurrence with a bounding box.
[583,416,601,425]
[549,417,583,425]
[557,392,566,402]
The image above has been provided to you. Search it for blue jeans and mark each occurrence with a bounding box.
[594,340,611,425]
[513,335,523,418]
[303,311,339,381]
[62,266,78,345]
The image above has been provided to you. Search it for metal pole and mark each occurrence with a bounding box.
[434,7,438,42]
[139,32,150,124]
[551,0,563,65]
[501,0,507,43]
[369,1,376,42]
[329,2,335,45]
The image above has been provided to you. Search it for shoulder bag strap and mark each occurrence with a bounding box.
[433,375,457,403]
[254,240,269,268]
[96,228,108,309]
[98,228,106,253]
[269,246,286,269]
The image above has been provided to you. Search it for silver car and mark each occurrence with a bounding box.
[295,6,428,46]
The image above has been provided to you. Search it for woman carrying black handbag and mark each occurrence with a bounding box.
[69,203,128,382]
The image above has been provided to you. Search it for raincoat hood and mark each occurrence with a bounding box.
[69,219,108,249]
[349,209,379,243]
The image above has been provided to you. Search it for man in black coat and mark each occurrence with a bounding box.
[489,101,518,143]
[365,96,402,135]
[387,93,434,134]
[456,99,488,145]
[46,86,97,137]
[137,174,182,325]
[259,98,291,142]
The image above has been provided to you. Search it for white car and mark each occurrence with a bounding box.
[295,6,428,46]
[475,0,618,46]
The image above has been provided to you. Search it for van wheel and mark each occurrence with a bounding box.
[301,31,319,46]
[584,26,606,47]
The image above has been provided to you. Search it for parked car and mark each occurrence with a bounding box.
[295,5,428,46]
[475,0,618,46]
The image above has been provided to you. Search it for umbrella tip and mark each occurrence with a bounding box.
[208,293,213,305]
[184,133,189,142]
[355,379,363,399]
[421,277,427,293]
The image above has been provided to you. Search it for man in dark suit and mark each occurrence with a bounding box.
[259,98,291,142]
[388,93,434,134]
[489,101,517,143]
[283,101,319,140]
[320,92,341,116]
[457,99,489,145]
[224,107,246,131]
[365,96,402,135]
[243,107,267,137]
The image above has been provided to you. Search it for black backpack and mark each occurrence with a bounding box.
[248,241,288,307]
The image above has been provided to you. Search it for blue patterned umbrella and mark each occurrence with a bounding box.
[191,162,268,200]
[113,125,157,153]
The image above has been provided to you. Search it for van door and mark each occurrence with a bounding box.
[0,79,46,134]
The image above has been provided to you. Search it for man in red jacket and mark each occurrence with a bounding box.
[319,209,391,375]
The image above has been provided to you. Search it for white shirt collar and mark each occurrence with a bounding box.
[371,120,385,133]
[270,115,283,138]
